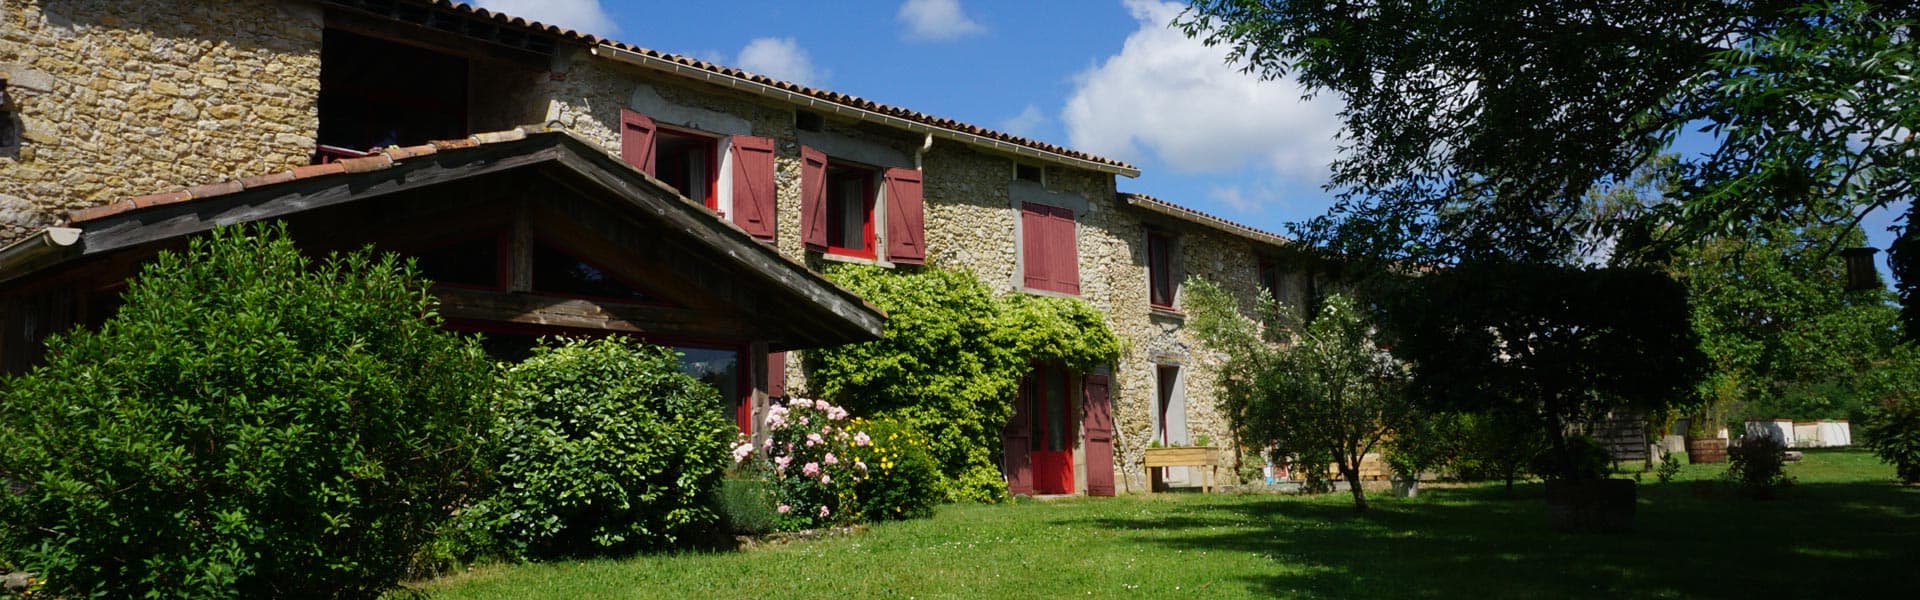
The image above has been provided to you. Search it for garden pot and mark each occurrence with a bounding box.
[1685,436,1728,464]
[1391,475,1419,498]
[1544,478,1636,533]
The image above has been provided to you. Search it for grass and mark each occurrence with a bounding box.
[411,448,1917,599]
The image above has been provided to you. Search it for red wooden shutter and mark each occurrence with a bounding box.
[800,146,830,251]
[1021,202,1050,290]
[730,135,778,242]
[1083,372,1115,497]
[1051,206,1080,294]
[883,167,926,264]
[767,351,787,398]
[1003,375,1036,496]
[619,109,657,175]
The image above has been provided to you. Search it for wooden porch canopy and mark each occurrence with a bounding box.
[0,128,885,358]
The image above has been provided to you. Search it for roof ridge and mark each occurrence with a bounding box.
[1118,192,1293,246]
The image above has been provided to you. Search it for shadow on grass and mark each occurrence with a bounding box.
[1060,478,1919,598]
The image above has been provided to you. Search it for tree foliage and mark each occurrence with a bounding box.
[1380,264,1707,480]
[1187,279,1409,511]
[1178,1,1920,270]
[472,337,736,559]
[0,224,496,599]
[805,266,1121,502]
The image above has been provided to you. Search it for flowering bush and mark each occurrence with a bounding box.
[740,398,867,530]
[848,417,942,521]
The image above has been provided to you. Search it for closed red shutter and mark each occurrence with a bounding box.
[619,109,657,175]
[767,351,787,398]
[1021,202,1050,290]
[800,146,830,251]
[730,135,777,241]
[883,167,926,264]
[1051,206,1080,294]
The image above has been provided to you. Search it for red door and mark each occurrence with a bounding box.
[1003,378,1035,496]
[1083,373,1115,496]
[1026,366,1075,495]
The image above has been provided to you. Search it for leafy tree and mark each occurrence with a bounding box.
[1381,264,1706,480]
[1178,1,1920,274]
[805,266,1121,502]
[0,224,496,599]
[1187,279,1410,511]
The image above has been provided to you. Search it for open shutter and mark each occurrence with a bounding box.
[1020,202,1050,290]
[883,167,926,264]
[730,135,777,242]
[1083,373,1116,496]
[1052,206,1080,294]
[767,351,787,398]
[619,109,657,175]
[1003,375,1036,496]
[800,146,830,251]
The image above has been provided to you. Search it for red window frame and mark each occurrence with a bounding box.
[824,163,878,259]
[1148,230,1176,308]
[653,126,721,213]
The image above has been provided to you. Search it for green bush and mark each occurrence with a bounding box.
[714,464,780,536]
[849,417,942,521]
[807,266,1121,503]
[1865,394,1920,484]
[473,337,735,558]
[0,224,496,599]
[1529,434,1614,481]
[1725,436,1793,498]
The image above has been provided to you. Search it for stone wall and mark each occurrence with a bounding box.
[0,0,322,242]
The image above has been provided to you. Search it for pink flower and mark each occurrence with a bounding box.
[827,406,849,421]
[775,455,792,471]
[814,399,831,411]
[853,432,872,447]
[799,416,810,426]
[818,505,830,518]
[824,453,839,465]
[803,462,820,477]
[778,504,791,514]
[732,441,756,463]
[855,461,868,473]
[807,433,825,446]
[762,438,773,450]
[821,474,832,485]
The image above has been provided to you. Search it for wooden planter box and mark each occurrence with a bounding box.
[1143,447,1221,493]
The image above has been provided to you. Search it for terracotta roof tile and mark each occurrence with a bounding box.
[1118,192,1294,247]
[349,0,1136,173]
[62,128,541,226]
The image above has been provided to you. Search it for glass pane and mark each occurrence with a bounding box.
[675,346,739,414]
[411,236,500,288]
[532,242,655,302]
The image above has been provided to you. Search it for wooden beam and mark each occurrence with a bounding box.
[435,288,757,340]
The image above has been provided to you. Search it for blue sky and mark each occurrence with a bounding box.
[474,0,1901,282]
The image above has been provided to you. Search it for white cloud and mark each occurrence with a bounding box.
[1209,185,1259,214]
[1064,0,1342,182]
[898,0,987,41]
[736,37,824,86]
[471,0,618,37]
[999,104,1046,138]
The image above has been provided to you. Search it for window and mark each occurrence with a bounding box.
[317,29,468,156]
[1155,365,1182,445]
[620,111,779,241]
[825,163,878,258]
[1258,259,1283,303]
[800,147,926,263]
[1148,231,1176,308]
[654,128,718,210]
[1014,163,1043,184]
[1020,202,1079,294]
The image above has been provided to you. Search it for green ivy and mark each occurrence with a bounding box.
[0,224,497,599]
[805,265,1121,502]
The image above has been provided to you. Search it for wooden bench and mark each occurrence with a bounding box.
[1143,447,1220,493]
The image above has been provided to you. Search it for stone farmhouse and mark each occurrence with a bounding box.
[0,0,1327,495]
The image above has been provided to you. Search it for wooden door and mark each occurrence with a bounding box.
[1002,374,1035,496]
[1027,366,1075,495]
[1083,373,1115,496]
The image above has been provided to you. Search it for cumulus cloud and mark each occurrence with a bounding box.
[999,104,1047,138]
[1064,0,1342,181]
[898,0,987,41]
[737,37,825,86]
[472,0,618,37]
[1209,185,1259,214]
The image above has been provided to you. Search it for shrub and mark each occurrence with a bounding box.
[0,224,496,599]
[849,417,942,521]
[1725,436,1794,498]
[474,337,736,558]
[714,464,780,536]
[1864,393,1920,484]
[1656,450,1683,483]
[1529,434,1614,481]
[751,398,867,530]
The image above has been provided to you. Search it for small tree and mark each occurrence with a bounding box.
[0,224,496,599]
[1188,279,1410,511]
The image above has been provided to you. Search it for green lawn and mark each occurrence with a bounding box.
[412,448,1917,599]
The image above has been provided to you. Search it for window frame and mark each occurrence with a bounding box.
[823,161,880,260]
[652,125,722,213]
